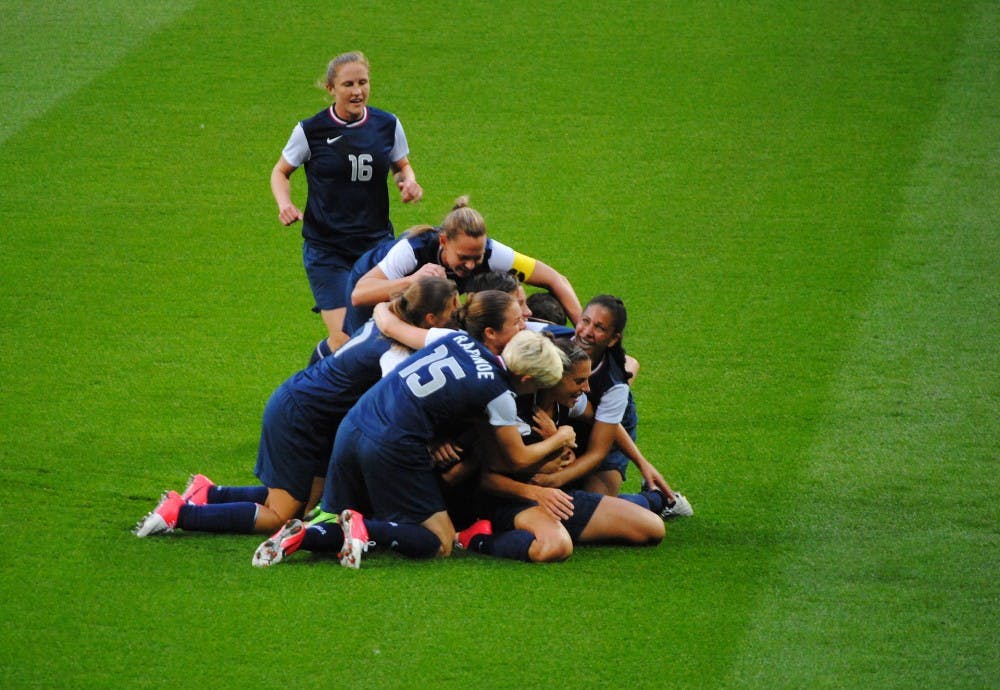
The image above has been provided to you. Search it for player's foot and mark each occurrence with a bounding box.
[134,491,184,537]
[641,483,694,519]
[455,519,493,550]
[180,474,215,506]
[252,519,306,568]
[660,491,693,518]
[338,509,372,569]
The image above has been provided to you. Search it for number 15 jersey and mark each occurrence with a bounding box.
[344,331,519,447]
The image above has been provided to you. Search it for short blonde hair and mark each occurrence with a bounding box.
[501,330,568,388]
[324,51,370,88]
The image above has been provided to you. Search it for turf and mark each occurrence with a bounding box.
[1,1,996,687]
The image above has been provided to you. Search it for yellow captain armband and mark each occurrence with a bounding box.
[509,252,537,283]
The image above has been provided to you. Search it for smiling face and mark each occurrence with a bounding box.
[574,304,621,361]
[328,61,370,121]
[550,357,592,408]
[485,300,526,354]
[439,233,487,278]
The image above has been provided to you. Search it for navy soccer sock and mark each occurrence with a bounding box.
[308,338,333,366]
[476,529,535,562]
[619,490,669,514]
[366,519,440,559]
[177,503,258,533]
[301,519,344,553]
[208,485,269,504]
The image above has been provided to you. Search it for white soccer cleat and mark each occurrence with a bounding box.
[662,492,693,518]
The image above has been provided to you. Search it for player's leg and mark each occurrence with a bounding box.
[303,242,354,362]
[514,506,573,562]
[576,495,664,545]
[319,308,350,353]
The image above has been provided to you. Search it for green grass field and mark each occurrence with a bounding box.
[1,1,996,687]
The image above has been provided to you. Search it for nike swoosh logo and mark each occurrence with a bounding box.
[327,136,343,145]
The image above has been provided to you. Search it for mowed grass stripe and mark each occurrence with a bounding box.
[0,0,199,145]
[728,2,999,686]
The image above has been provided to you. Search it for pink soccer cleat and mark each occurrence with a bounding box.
[180,474,215,506]
[134,491,185,537]
[338,510,372,569]
[455,519,493,550]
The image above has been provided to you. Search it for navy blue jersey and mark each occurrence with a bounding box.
[284,106,407,258]
[345,332,518,446]
[282,319,396,421]
[585,352,631,425]
[342,231,532,334]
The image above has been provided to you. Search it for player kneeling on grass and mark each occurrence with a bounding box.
[252,296,575,569]
[133,277,460,539]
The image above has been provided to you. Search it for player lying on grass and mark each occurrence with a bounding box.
[252,295,576,568]
[134,277,460,538]
[329,195,581,345]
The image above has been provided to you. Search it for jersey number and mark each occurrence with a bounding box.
[398,345,466,398]
[348,154,373,182]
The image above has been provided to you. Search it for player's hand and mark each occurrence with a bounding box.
[398,179,423,203]
[555,425,576,449]
[413,263,447,279]
[533,487,574,521]
[372,301,392,331]
[640,463,675,502]
[428,439,463,469]
[278,204,303,226]
[531,407,557,438]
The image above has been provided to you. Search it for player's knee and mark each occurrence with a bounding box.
[640,513,665,544]
[530,532,573,563]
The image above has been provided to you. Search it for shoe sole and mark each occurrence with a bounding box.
[134,513,169,537]
[252,521,303,568]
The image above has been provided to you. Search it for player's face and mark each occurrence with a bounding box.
[574,304,620,359]
[551,358,591,408]
[440,233,487,277]
[492,301,526,351]
[513,286,532,319]
[329,62,370,121]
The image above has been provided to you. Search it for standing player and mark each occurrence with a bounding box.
[339,196,581,336]
[270,51,423,361]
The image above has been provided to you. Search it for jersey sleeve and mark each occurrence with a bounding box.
[280,123,310,167]
[568,393,588,418]
[484,390,520,427]
[486,239,537,283]
[379,344,413,376]
[593,383,629,424]
[376,239,420,280]
[390,119,410,163]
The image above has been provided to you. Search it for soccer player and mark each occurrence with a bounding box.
[339,196,581,336]
[270,51,423,361]
[133,277,458,538]
[459,339,691,563]
[467,270,576,341]
[252,294,576,569]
